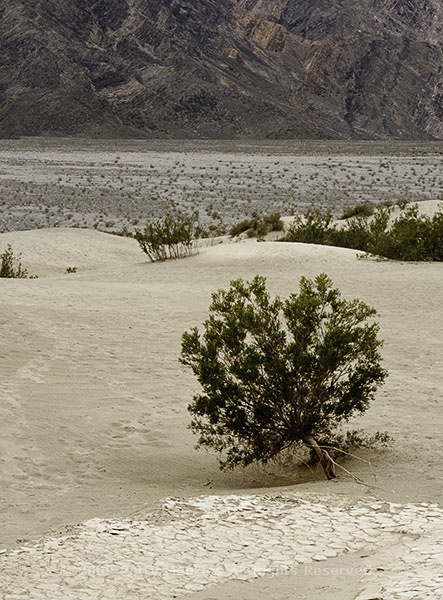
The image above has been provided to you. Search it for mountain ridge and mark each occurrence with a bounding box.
[1,0,443,139]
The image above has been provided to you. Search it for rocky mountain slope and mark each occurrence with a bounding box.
[1,0,443,139]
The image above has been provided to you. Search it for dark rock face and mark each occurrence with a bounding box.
[0,0,443,138]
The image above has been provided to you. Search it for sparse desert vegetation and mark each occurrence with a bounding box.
[1,139,443,234]
[135,212,201,262]
[229,212,283,238]
[0,244,32,278]
[1,139,443,599]
[285,202,443,261]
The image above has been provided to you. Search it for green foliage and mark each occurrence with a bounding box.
[331,216,373,251]
[285,203,443,261]
[206,223,227,237]
[229,219,253,237]
[332,207,390,252]
[396,199,409,210]
[429,210,443,259]
[285,210,333,245]
[341,202,375,220]
[66,266,78,274]
[180,273,387,477]
[0,245,30,278]
[368,205,443,261]
[135,212,202,262]
[229,213,284,238]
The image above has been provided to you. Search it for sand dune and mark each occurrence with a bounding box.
[1,223,442,598]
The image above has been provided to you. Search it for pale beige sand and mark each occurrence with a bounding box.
[1,207,442,598]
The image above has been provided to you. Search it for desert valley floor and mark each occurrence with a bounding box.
[1,140,442,599]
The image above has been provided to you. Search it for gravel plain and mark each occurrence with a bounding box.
[1,139,443,233]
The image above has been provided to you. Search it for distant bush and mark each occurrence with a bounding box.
[0,245,31,278]
[229,219,251,237]
[369,204,443,261]
[135,212,202,262]
[229,212,284,238]
[203,222,227,238]
[396,199,409,210]
[341,202,375,220]
[285,203,443,261]
[331,207,390,252]
[285,210,333,245]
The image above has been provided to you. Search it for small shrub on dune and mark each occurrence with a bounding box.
[341,202,375,220]
[135,212,202,262]
[429,210,443,259]
[331,216,372,251]
[262,212,284,233]
[285,203,443,261]
[332,206,390,252]
[229,218,253,237]
[0,245,30,278]
[369,204,443,261]
[181,273,388,480]
[229,212,284,238]
[285,210,333,245]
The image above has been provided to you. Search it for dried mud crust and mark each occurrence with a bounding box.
[1,493,442,599]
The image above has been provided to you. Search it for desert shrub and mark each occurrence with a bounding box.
[285,206,389,250]
[229,213,283,238]
[229,219,253,237]
[341,202,375,220]
[262,212,284,233]
[368,204,443,261]
[429,210,443,259]
[180,273,388,479]
[206,223,227,237]
[285,210,333,245]
[285,204,443,261]
[332,206,390,251]
[0,245,30,278]
[330,216,372,251]
[135,212,202,262]
[368,206,391,241]
[396,199,409,210]
[198,222,227,241]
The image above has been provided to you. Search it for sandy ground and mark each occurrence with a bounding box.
[1,209,442,598]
